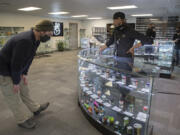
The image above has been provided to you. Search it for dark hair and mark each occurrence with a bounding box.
[113,12,125,19]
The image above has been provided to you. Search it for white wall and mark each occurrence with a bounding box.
[81,17,136,37]
[0,13,84,49]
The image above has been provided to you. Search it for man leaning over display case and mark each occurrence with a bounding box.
[0,20,53,129]
[100,12,148,71]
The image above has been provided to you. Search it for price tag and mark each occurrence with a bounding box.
[108,78,115,81]
[116,81,125,85]
[136,117,146,122]
[114,131,121,135]
[86,91,93,95]
[100,74,106,78]
[90,94,98,99]
[96,72,101,75]
[80,84,85,87]
[128,85,137,89]
[112,106,122,112]
[83,87,89,91]
[96,99,103,103]
[141,88,150,93]
[137,112,147,119]
[123,111,133,117]
[103,102,111,107]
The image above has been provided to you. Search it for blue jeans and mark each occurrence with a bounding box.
[113,56,133,72]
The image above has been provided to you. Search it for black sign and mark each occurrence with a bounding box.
[53,22,63,36]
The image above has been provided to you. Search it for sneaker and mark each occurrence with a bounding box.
[18,118,36,129]
[34,102,50,116]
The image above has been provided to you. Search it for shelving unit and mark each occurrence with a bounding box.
[135,17,179,40]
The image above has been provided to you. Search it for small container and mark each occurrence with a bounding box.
[98,113,104,122]
[145,83,150,89]
[93,101,99,108]
[121,75,126,84]
[109,116,114,125]
[97,90,101,97]
[114,121,120,130]
[143,106,148,113]
[112,75,116,81]
[105,69,110,78]
[102,116,108,124]
[94,106,99,114]
[127,126,133,135]
[84,103,89,109]
[131,78,138,87]
[88,107,93,114]
[119,100,124,109]
[128,104,134,113]
[134,123,142,135]
[123,117,129,127]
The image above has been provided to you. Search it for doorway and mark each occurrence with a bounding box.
[69,23,78,49]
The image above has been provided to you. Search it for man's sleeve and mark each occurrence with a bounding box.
[106,32,114,47]
[11,40,32,84]
[22,57,34,75]
[131,30,149,45]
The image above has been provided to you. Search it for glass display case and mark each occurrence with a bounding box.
[134,40,174,78]
[78,48,158,135]
[156,41,174,77]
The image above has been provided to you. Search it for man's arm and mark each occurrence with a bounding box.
[11,40,32,85]
[127,42,142,55]
[100,32,114,52]
[127,30,149,55]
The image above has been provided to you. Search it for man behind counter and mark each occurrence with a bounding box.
[100,12,148,71]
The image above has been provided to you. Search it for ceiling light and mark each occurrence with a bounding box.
[107,5,137,10]
[72,15,88,18]
[48,12,69,15]
[131,14,153,17]
[87,17,102,20]
[18,7,42,11]
[150,18,158,21]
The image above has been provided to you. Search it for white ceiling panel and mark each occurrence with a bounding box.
[0,0,179,19]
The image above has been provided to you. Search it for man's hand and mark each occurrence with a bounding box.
[175,39,179,43]
[127,47,134,55]
[99,45,107,53]
[13,84,20,93]
[21,75,28,85]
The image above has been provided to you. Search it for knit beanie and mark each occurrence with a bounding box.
[35,20,54,31]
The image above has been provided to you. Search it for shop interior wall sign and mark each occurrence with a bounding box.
[53,22,63,36]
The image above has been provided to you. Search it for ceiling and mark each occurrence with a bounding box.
[0,0,180,20]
